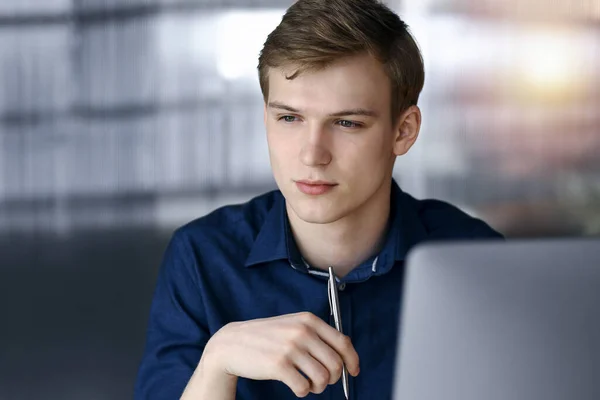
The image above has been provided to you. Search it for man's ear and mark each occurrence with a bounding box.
[393,105,421,156]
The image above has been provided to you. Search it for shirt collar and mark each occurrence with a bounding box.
[244,192,289,267]
[376,179,428,274]
[244,179,428,271]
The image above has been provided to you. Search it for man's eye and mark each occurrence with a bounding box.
[337,120,360,128]
[279,115,298,123]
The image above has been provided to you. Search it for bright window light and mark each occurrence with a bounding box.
[216,10,285,81]
[517,28,589,96]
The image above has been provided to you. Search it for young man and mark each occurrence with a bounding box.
[135,0,502,399]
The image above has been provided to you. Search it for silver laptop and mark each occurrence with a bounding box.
[393,238,600,400]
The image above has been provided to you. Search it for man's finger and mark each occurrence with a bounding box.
[309,318,360,376]
[278,365,312,398]
[303,335,344,384]
[292,352,330,394]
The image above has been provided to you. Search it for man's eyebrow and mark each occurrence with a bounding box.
[267,102,300,113]
[268,102,378,118]
[328,108,378,118]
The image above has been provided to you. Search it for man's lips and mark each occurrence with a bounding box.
[296,180,337,186]
[295,180,337,195]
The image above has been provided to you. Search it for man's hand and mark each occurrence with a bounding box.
[189,311,360,398]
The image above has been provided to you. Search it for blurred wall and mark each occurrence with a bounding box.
[0,0,598,236]
[0,0,286,234]
[396,0,600,237]
[0,1,599,399]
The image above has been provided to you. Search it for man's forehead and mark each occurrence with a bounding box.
[268,55,384,83]
[266,61,389,112]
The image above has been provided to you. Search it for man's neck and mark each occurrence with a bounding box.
[286,182,392,279]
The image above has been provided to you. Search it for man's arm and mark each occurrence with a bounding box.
[135,231,360,399]
[134,231,210,400]
[180,348,238,400]
[180,312,360,399]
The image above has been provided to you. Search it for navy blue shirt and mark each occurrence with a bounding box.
[134,180,502,399]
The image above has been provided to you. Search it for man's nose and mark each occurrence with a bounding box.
[299,124,332,167]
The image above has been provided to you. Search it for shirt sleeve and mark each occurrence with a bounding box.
[134,230,210,400]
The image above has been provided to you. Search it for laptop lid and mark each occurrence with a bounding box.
[394,238,600,400]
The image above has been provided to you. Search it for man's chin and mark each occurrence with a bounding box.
[289,201,344,225]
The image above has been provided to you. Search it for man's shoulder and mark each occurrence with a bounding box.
[173,189,280,245]
[403,192,504,240]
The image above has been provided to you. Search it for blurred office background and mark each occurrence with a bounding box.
[0,0,598,399]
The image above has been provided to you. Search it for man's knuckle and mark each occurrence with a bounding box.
[294,381,311,397]
[313,383,327,394]
[273,354,292,370]
[282,335,301,355]
[299,311,317,323]
[282,336,296,351]
[331,362,342,378]
[291,324,313,341]
[340,335,353,350]
[314,371,329,391]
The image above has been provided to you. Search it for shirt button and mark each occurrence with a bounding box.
[338,283,346,291]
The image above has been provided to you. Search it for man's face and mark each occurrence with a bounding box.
[264,53,401,224]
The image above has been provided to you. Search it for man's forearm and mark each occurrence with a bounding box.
[180,352,238,400]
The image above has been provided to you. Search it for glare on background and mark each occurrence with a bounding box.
[516,27,592,99]
[215,10,285,81]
